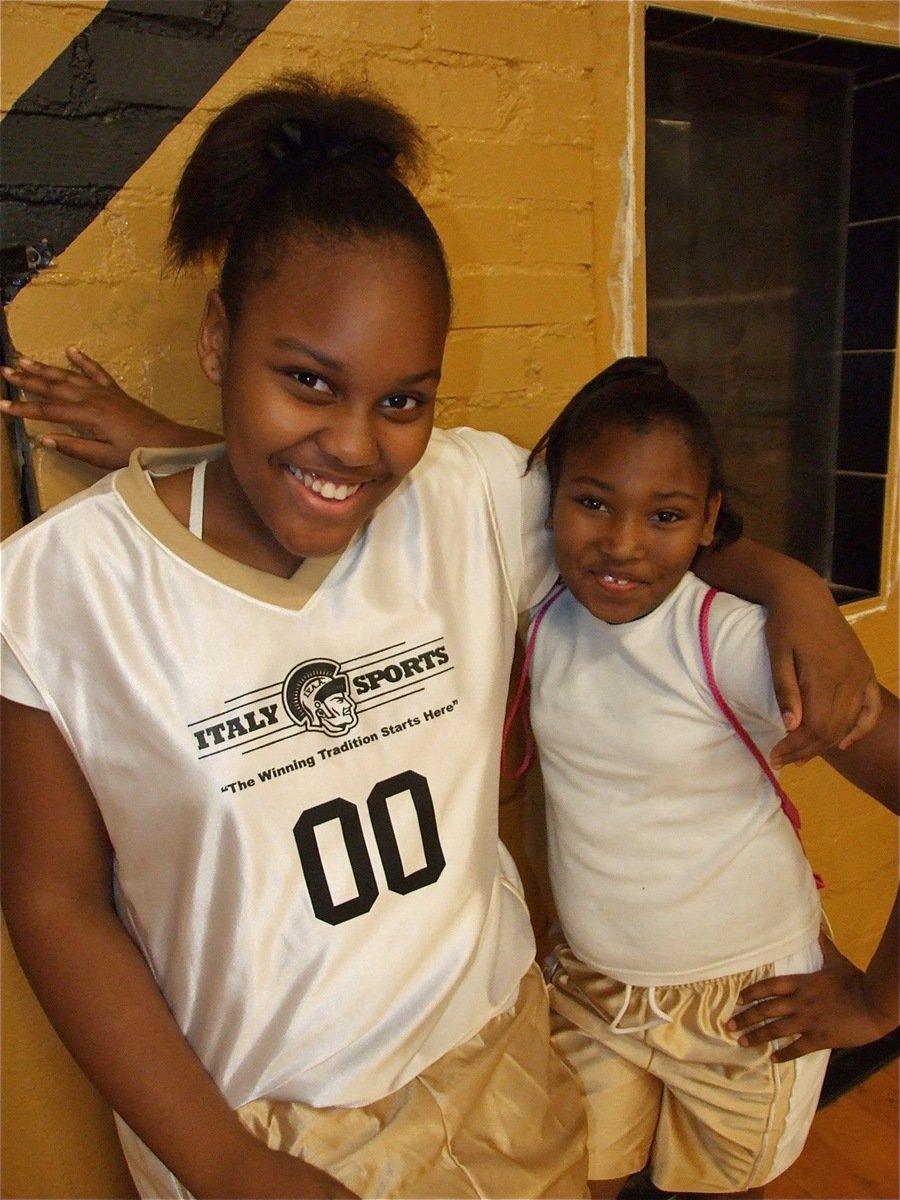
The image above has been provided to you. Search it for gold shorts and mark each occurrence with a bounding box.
[549,942,829,1194]
[118,965,588,1198]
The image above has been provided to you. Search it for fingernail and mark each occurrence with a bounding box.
[0,398,11,408]
[739,1036,749,1047]
[16,356,33,366]
[36,435,56,449]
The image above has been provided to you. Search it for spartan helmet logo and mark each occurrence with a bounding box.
[282,659,359,737]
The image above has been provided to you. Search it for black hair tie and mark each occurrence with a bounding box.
[267,117,397,178]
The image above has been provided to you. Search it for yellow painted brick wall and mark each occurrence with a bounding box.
[0,2,896,1196]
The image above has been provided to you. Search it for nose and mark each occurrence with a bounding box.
[601,513,644,561]
[316,405,379,469]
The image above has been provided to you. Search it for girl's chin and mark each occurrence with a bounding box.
[276,523,359,562]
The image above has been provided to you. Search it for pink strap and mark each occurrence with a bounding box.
[700,588,823,889]
[501,581,567,779]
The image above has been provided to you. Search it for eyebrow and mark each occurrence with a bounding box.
[273,337,442,386]
[568,475,701,502]
[274,337,342,371]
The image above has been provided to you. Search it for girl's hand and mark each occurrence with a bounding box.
[693,536,880,766]
[765,599,881,769]
[0,346,215,470]
[727,937,899,1062]
[207,1138,360,1199]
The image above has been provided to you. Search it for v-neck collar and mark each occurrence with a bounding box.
[115,445,347,610]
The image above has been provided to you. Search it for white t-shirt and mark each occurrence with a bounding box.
[529,571,820,986]
[2,427,556,1109]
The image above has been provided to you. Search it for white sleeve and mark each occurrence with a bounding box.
[704,592,784,734]
[452,428,557,613]
[1,634,49,710]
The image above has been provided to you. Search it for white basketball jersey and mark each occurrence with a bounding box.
[2,427,556,1109]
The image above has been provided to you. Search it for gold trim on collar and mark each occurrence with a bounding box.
[115,445,344,609]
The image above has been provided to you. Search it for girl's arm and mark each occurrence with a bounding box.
[2,348,881,766]
[694,538,881,766]
[1,698,356,1200]
[728,687,899,1060]
[1,347,218,469]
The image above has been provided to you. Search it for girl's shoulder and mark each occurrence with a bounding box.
[419,427,554,613]
[682,572,767,642]
[2,470,126,657]
[2,445,221,576]
[2,467,121,556]
[421,427,547,527]
[681,573,779,729]
[423,426,529,480]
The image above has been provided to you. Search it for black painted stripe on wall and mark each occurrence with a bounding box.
[1,0,290,273]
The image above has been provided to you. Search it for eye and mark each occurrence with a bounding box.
[290,370,333,395]
[380,394,425,415]
[576,496,607,512]
[653,509,685,525]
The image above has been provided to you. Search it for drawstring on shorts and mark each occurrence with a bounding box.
[607,983,674,1035]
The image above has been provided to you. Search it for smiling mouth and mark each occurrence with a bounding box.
[286,465,367,503]
[590,571,644,591]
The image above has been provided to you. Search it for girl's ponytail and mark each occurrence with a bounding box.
[165,73,447,319]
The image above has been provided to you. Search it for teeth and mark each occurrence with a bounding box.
[287,466,362,502]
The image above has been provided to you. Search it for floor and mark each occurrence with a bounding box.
[766,1058,899,1200]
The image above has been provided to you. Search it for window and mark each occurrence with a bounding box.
[645,7,898,602]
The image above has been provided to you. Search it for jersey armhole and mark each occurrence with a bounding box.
[1,634,49,710]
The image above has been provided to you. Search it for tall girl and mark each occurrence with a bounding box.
[1,73,587,1200]
[524,358,898,1198]
[0,75,882,1199]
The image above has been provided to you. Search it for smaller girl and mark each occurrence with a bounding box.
[523,357,898,1199]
